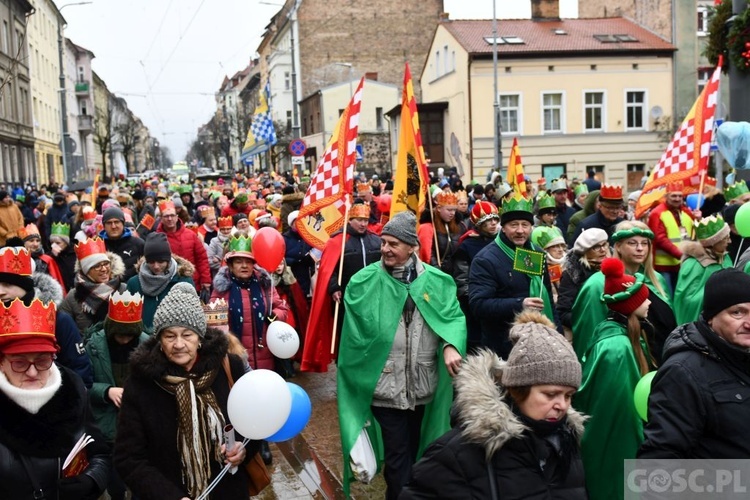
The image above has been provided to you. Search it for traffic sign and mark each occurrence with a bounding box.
[289,139,307,157]
[355,144,363,162]
[291,156,305,165]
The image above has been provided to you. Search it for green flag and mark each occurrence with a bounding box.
[513,247,544,276]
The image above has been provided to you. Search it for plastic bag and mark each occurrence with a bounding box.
[716,121,750,170]
[349,423,377,484]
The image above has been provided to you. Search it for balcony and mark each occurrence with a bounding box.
[77,115,93,133]
[75,81,90,96]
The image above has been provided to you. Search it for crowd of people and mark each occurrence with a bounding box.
[1,166,749,499]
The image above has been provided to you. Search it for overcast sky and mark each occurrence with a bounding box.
[55,0,576,162]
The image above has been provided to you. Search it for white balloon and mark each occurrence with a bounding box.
[227,369,292,439]
[266,321,300,359]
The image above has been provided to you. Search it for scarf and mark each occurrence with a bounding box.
[0,363,62,414]
[511,400,576,477]
[385,254,418,324]
[495,235,554,322]
[228,273,267,345]
[161,369,225,499]
[74,272,120,317]
[137,258,178,296]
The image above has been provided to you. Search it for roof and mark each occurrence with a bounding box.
[442,18,675,57]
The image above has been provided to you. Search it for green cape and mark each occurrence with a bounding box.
[673,254,731,325]
[337,262,467,496]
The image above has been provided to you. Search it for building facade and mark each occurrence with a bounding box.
[64,38,95,182]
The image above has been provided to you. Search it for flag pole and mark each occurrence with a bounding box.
[331,194,351,355]
[426,188,441,267]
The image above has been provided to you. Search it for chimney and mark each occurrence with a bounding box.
[365,72,378,81]
[531,0,560,21]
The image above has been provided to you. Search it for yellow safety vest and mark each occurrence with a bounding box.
[654,209,693,267]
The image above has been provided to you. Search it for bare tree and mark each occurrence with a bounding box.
[93,98,115,182]
[116,115,138,174]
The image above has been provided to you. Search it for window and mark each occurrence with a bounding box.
[626,91,646,130]
[451,51,456,72]
[584,91,604,131]
[542,92,563,133]
[697,6,709,36]
[435,51,440,78]
[15,29,23,58]
[78,66,85,82]
[376,107,384,131]
[284,72,291,91]
[499,94,520,134]
[697,68,712,94]
[543,164,566,180]
[444,45,449,74]
[627,163,645,192]
[81,102,88,115]
[286,110,292,132]
[420,110,444,163]
[19,88,27,125]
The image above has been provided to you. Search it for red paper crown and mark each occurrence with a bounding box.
[435,191,459,207]
[82,207,97,221]
[666,181,684,193]
[356,182,372,194]
[159,200,175,213]
[217,216,233,229]
[0,247,32,276]
[185,222,200,234]
[19,223,41,240]
[350,203,371,219]
[0,298,57,348]
[599,184,623,201]
[108,291,143,323]
[75,237,106,262]
[705,176,717,187]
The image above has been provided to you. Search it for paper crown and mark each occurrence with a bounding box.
[158,200,175,213]
[217,216,233,229]
[185,222,200,235]
[82,206,97,221]
[19,223,41,241]
[198,205,213,215]
[455,189,468,201]
[177,185,192,195]
[535,226,566,250]
[435,191,459,207]
[666,181,684,193]
[234,193,248,204]
[225,235,254,260]
[724,180,749,201]
[705,176,717,187]
[51,222,70,239]
[356,182,372,194]
[0,247,32,276]
[470,200,499,226]
[502,193,533,214]
[108,291,143,323]
[536,193,556,212]
[350,202,371,219]
[202,298,228,327]
[549,178,567,193]
[0,298,57,353]
[599,184,624,202]
[537,177,547,186]
[574,184,589,197]
[695,215,727,242]
[74,237,107,262]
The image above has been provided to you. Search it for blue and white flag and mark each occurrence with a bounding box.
[241,82,277,160]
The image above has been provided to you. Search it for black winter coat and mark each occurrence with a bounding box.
[570,210,622,247]
[327,226,381,295]
[555,252,596,329]
[400,349,587,500]
[452,232,495,350]
[114,328,260,500]
[101,228,145,282]
[639,319,750,459]
[283,228,315,296]
[0,366,110,500]
[468,234,556,359]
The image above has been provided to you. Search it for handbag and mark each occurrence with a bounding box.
[222,356,271,496]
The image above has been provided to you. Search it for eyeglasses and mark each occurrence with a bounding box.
[4,354,55,373]
[600,204,622,212]
[624,240,650,248]
[590,242,609,252]
[162,214,177,219]
[91,261,111,271]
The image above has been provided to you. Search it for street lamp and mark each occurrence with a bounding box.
[57,1,92,183]
[333,62,354,97]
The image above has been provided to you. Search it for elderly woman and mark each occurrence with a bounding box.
[59,237,128,336]
[673,215,732,325]
[400,311,586,499]
[127,232,195,332]
[114,283,256,500]
[0,298,110,499]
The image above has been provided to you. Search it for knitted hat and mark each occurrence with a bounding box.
[381,211,418,246]
[600,258,649,316]
[102,206,125,223]
[144,232,172,262]
[501,311,581,389]
[703,268,750,320]
[152,282,207,338]
[572,228,608,255]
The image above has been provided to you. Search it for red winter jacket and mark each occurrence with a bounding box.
[156,221,211,290]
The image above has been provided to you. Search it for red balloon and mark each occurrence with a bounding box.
[253,227,286,271]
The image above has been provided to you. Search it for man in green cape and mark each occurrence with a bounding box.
[337,211,466,499]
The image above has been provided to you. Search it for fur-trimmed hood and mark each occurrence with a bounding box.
[212,264,273,294]
[129,326,229,381]
[281,191,304,204]
[454,349,586,460]
[562,250,596,286]
[134,254,195,277]
[32,271,64,305]
[74,251,127,280]
[681,240,722,267]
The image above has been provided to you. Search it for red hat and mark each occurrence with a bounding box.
[601,258,649,316]
[0,298,58,354]
[599,184,624,203]
[666,181,684,194]
[470,200,500,226]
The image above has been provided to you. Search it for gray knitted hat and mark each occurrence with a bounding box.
[501,310,582,389]
[381,210,418,246]
[152,282,207,338]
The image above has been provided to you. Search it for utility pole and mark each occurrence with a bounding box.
[290,0,301,139]
[492,0,502,178]
[729,0,750,122]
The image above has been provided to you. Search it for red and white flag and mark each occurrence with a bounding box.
[635,61,722,219]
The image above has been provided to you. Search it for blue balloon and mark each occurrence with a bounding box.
[266,383,312,442]
[686,193,704,210]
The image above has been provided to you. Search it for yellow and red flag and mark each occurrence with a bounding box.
[295,77,365,249]
[390,63,429,217]
[507,137,527,196]
[635,61,722,219]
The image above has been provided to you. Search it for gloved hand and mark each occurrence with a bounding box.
[58,474,98,500]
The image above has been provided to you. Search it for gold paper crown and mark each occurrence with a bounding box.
[350,202,371,219]
[455,189,468,201]
[19,223,41,240]
[435,191,459,207]
[356,182,372,194]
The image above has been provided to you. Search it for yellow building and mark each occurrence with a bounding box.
[417,16,676,192]
[27,0,64,185]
